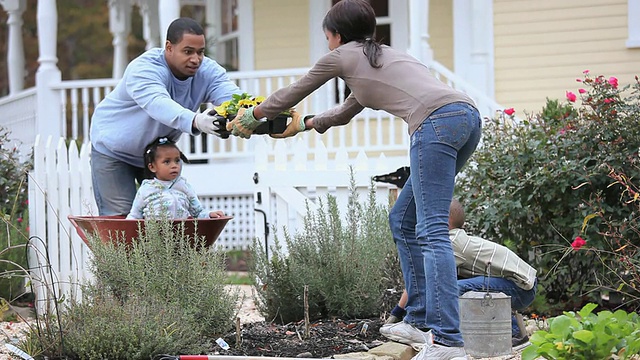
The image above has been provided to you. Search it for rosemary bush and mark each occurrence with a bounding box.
[22,218,238,359]
[250,171,399,323]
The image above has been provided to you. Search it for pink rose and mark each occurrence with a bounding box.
[583,70,590,74]
[578,88,586,94]
[566,91,577,102]
[608,77,618,88]
[504,108,515,116]
[571,236,586,250]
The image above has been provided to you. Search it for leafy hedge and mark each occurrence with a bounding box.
[456,72,640,314]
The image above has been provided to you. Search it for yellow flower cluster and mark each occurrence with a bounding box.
[213,93,266,118]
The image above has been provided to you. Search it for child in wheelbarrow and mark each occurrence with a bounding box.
[126,137,225,220]
[381,199,537,350]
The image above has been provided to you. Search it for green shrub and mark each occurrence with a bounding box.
[63,291,208,359]
[22,218,238,359]
[250,170,399,323]
[0,126,31,303]
[522,303,640,360]
[579,166,640,310]
[456,73,640,314]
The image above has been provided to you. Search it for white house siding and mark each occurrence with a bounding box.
[430,0,455,70]
[254,0,311,69]
[494,0,640,115]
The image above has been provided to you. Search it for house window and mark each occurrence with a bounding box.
[218,0,239,70]
[330,0,392,46]
[331,0,392,102]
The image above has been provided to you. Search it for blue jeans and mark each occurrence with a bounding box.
[458,277,537,337]
[389,102,482,347]
[91,149,145,216]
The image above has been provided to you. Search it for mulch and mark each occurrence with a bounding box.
[216,317,388,358]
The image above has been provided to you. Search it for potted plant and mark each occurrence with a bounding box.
[212,93,290,138]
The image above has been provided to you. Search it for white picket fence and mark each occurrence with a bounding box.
[26,134,407,312]
[27,135,95,313]
[253,137,404,256]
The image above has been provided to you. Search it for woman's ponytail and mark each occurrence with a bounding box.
[363,37,382,68]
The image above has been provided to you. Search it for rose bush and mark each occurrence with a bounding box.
[456,72,640,314]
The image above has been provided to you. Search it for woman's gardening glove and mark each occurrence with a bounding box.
[226,107,265,139]
[270,110,314,139]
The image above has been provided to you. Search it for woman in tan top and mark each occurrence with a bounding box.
[229,1,481,359]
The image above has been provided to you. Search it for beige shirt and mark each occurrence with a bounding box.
[450,228,538,291]
[259,41,476,136]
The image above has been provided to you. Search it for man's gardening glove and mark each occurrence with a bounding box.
[194,111,225,138]
[226,107,266,139]
[270,110,314,139]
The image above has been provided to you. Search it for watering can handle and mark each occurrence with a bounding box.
[484,262,492,295]
[481,262,495,306]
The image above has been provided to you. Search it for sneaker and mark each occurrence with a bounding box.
[379,322,433,350]
[384,314,402,324]
[512,333,530,349]
[411,343,468,360]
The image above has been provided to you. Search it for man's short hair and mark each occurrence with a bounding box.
[166,17,204,44]
[449,198,465,229]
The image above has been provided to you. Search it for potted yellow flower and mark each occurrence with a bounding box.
[211,93,289,138]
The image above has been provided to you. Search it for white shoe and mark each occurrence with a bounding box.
[411,343,468,360]
[384,314,402,324]
[379,322,433,350]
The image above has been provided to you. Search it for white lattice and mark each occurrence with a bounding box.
[199,194,255,251]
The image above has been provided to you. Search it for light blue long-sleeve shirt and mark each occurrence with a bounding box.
[90,48,241,167]
[126,177,209,219]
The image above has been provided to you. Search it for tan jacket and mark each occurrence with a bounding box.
[450,228,538,291]
[259,41,475,136]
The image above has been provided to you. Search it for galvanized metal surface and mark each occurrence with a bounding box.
[460,291,512,358]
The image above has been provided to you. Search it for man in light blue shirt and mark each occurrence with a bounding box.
[90,17,241,216]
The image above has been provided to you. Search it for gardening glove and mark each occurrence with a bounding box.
[270,111,313,139]
[226,107,266,139]
[194,111,224,138]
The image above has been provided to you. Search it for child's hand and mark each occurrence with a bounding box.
[209,210,225,218]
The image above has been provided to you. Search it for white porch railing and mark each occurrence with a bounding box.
[429,61,503,118]
[0,87,37,159]
[0,61,503,162]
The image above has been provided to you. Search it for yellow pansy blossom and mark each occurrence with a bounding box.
[214,101,231,117]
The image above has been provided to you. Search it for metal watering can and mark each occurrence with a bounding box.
[459,263,512,358]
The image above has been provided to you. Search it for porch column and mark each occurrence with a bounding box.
[36,0,62,139]
[109,0,132,79]
[137,0,160,50]
[408,0,433,64]
[453,0,495,98]
[309,0,332,113]
[1,0,26,94]
[159,0,181,45]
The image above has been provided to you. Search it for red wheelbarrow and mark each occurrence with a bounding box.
[68,215,233,249]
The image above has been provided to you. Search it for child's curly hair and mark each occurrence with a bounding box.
[143,137,189,179]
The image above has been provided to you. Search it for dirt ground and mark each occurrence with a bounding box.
[220,284,388,358]
[218,317,388,358]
